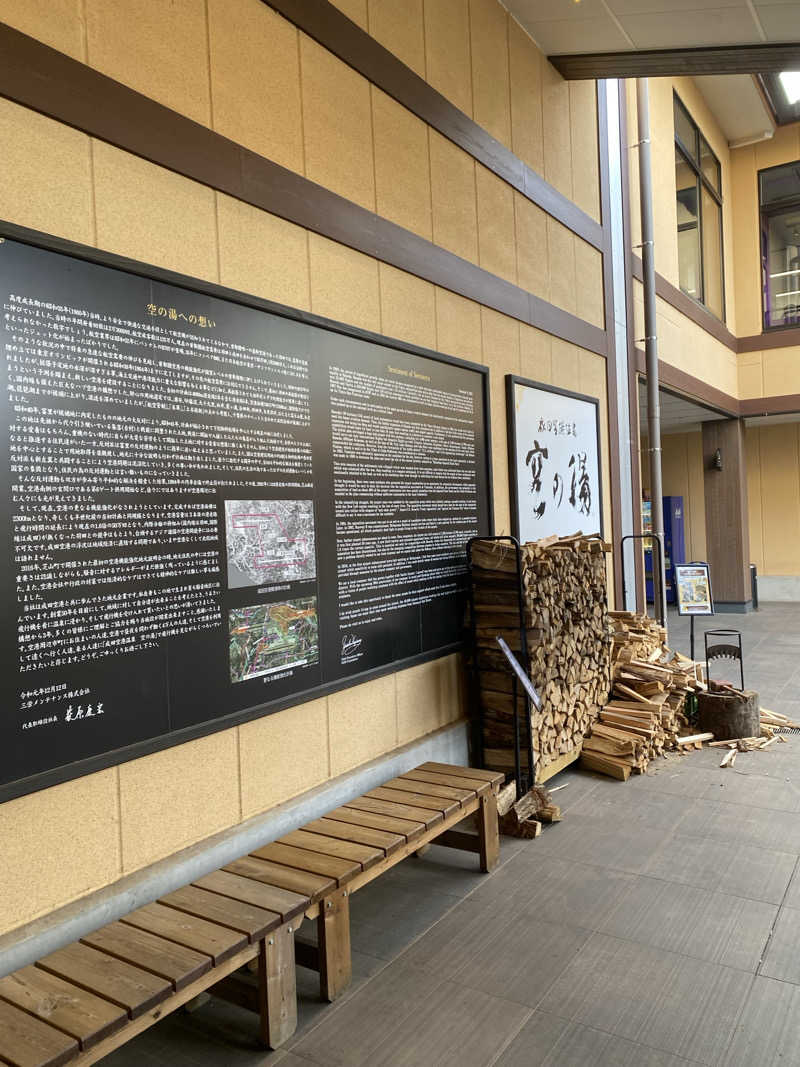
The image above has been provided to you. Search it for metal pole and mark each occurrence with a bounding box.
[636,78,668,631]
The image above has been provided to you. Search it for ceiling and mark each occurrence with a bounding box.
[692,74,775,144]
[638,382,726,434]
[505,0,800,57]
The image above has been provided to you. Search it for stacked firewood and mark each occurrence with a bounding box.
[581,611,706,780]
[469,534,612,778]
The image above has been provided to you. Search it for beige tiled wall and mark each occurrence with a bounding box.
[0,0,610,935]
[747,423,800,576]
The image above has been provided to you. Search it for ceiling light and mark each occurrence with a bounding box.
[779,71,800,106]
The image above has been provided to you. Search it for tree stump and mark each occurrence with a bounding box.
[697,689,759,740]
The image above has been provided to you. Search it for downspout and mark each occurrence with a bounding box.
[636,78,668,630]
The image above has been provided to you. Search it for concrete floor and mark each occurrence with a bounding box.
[104,603,800,1066]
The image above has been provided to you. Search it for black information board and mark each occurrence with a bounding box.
[0,231,491,800]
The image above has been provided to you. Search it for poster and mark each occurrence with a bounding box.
[0,232,491,799]
[506,376,603,543]
[674,563,714,616]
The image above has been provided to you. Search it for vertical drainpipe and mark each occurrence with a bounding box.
[636,78,668,630]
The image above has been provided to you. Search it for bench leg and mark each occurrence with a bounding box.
[478,792,500,873]
[258,919,298,1049]
[318,887,352,1002]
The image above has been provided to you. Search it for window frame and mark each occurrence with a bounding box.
[673,92,726,323]
[758,159,800,333]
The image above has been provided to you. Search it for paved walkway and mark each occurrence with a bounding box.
[105,604,800,1066]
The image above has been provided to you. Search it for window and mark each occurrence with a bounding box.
[759,161,800,330]
[673,95,724,321]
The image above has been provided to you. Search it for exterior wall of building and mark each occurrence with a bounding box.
[640,431,708,563]
[746,421,800,579]
[0,0,610,935]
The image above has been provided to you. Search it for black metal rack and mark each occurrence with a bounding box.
[466,535,535,798]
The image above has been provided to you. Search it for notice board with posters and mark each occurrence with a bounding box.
[0,227,492,801]
[506,375,603,543]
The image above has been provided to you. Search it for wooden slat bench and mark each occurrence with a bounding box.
[0,762,502,1067]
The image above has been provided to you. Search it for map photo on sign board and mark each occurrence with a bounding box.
[506,376,603,543]
[224,499,316,588]
[229,598,319,682]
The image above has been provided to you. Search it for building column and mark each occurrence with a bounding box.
[702,419,752,612]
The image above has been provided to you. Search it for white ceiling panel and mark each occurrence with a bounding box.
[505,0,797,54]
[613,8,764,48]
[755,6,800,41]
[693,74,775,142]
[520,17,633,52]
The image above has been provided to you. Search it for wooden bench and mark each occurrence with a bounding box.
[0,762,502,1066]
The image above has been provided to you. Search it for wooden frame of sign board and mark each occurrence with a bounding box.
[505,376,604,545]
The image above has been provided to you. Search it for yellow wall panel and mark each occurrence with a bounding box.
[85,0,210,126]
[397,655,464,745]
[435,287,483,364]
[217,194,310,311]
[659,431,707,562]
[476,166,517,285]
[328,0,368,28]
[763,347,800,397]
[119,732,240,872]
[569,81,600,223]
[328,674,398,777]
[541,60,571,202]
[519,323,552,384]
[759,424,800,574]
[729,144,761,338]
[575,239,605,329]
[308,234,381,333]
[469,0,511,147]
[424,0,473,117]
[368,0,425,76]
[508,16,544,177]
[300,35,375,211]
[745,428,764,573]
[372,88,432,240]
[0,771,119,935]
[547,219,577,317]
[0,0,85,58]
[481,308,520,534]
[754,124,800,173]
[429,131,478,264]
[239,698,330,818]
[379,263,437,350]
[515,193,549,304]
[92,141,218,283]
[551,338,580,389]
[738,353,764,401]
[0,99,94,248]
[208,0,303,175]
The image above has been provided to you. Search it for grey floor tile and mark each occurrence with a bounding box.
[539,933,753,1065]
[721,975,800,1066]
[675,799,800,852]
[495,1010,700,1067]
[453,915,591,1007]
[700,770,800,813]
[644,833,798,904]
[291,960,528,1066]
[598,876,776,972]
[759,905,800,984]
[347,883,462,960]
[641,763,720,800]
[529,813,669,873]
[781,859,800,908]
[466,852,637,930]
[564,783,705,831]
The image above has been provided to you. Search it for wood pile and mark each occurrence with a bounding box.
[581,611,706,780]
[469,534,611,779]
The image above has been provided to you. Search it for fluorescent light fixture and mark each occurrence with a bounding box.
[779,71,800,106]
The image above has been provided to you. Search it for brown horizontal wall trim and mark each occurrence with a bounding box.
[635,349,800,418]
[0,21,606,357]
[551,43,800,81]
[263,0,605,252]
[740,395,800,417]
[631,255,737,352]
[738,327,800,353]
